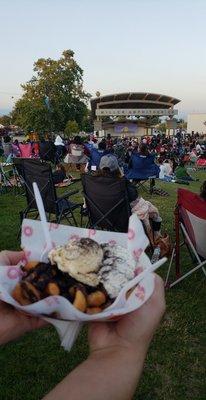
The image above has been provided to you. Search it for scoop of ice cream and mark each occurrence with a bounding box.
[48,238,103,287]
[98,244,136,298]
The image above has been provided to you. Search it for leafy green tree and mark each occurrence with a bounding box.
[12,50,90,133]
[64,120,79,138]
[0,114,11,126]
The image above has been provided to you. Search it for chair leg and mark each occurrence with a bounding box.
[169,260,206,288]
[165,247,175,287]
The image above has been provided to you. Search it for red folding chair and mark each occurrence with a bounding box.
[19,143,32,158]
[165,188,206,287]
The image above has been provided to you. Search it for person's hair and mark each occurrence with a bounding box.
[139,143,149,156]
[73,135,82,145]
[98,141,106,150]
[200,181,206,200]
[3,135,11,143]
[94,168,122,179]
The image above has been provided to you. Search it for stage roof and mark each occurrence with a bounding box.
[91,92,180,118]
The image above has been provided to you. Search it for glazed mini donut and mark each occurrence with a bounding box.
[73,289,87,312]
[24,261,39,271]
[87,291,106,307]
[12,283,31,305]
[21,281,41,303]
[45,282,60,296]
[86,307,102,314]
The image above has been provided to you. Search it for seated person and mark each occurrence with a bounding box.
[98,154,138,202]
[88,140,108,171]
[54,135,67,164]
[52,164,67,184]
[39,139,56,163]
[2,135,12,163]
[12,140,21,157]
[159,159,173,181]
[126,144,160,180]
[175,160,197,182]
[64,135,88,165]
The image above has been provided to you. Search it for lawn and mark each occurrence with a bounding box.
[0,171,205,400]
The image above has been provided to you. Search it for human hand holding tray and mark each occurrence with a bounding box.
[0,201,166,350]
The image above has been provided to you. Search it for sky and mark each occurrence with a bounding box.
[1,0,206,119]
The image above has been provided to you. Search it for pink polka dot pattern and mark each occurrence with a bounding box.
[134,266,144,276]
[7,267,23,280]
[135,285,145,301]
[70,234,80,241]
[128,228,135,240]
[133,248,143,261]
[108,240,117,246]
[88,229,96,238]
[49,223,59,231]
[23,226,33,237]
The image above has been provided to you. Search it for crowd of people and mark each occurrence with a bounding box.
[1,130,205,184]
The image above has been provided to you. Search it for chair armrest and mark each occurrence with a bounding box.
[57,189,79,201]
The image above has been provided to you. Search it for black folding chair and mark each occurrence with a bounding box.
[18,158,82,226]
[81,173,131,232]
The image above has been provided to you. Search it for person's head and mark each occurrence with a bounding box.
[73,135,82,145]
[200,181,206,200]
[139,143,149,156]
[98,141,106,151]
[98,154,121,178]
[3,135,11,143]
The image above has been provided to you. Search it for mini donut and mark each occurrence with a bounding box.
[87,291,106,307]
[12,283,31,305]
[21,281,41,303]
[45,282,60,296]
[86,307,102,314]
[73,289,87,312]
[24,261,39,271]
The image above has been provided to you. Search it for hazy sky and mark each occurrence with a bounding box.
[1,0,206,118]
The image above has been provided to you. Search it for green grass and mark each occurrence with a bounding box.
[0,172,206,400]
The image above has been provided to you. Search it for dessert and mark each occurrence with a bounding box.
[12,237,137,313]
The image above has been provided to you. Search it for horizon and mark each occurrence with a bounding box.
[1,0,206,120]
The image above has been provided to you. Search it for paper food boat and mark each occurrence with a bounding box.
[0,214,164,350]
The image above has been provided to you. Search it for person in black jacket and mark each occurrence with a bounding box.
[97,154,138,202]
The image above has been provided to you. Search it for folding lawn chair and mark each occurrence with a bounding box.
[13,158,26,195]
[126,153,160,194]
[18,158,82,226]
[81,173,131,232]
[165,188,206,287]
[19,143,32,158]
[0,162,14,194]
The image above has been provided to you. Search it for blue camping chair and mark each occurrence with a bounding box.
[126,153,160,194]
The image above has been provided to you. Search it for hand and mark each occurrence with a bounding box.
[0,250,47,346]
[89,274,165,357]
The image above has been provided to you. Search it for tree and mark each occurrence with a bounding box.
[0,114,11,126]
[12,50,90,133]
[64,120,79,138]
